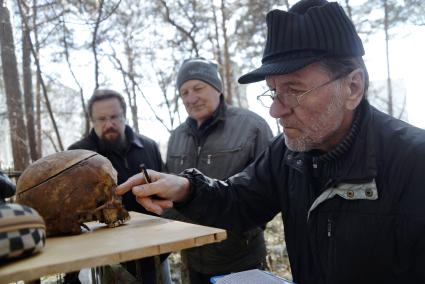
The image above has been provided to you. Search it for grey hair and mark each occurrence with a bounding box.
[317,57,369,97]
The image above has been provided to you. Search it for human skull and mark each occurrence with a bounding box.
[16,149,130,236]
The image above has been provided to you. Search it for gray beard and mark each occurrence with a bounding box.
[284,84,345,152]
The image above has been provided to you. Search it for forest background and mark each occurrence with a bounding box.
[1,0,424,282]
[1,0,424,171]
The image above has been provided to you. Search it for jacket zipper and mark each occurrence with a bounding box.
[312,157,318,169]
[327,217,334,282]
[196,145,202,167]
[327,218,332,237]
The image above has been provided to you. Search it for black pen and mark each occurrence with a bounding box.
[140,164,151,184]
[139,164,162,200]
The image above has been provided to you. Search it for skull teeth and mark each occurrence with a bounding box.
[107,219,125,228]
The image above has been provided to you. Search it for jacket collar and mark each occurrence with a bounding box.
[124,125,144,149]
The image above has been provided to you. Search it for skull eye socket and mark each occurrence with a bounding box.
[96,197,107,207]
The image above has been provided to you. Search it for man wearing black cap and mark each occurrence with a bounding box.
[117,1,425,283]
[164,58,273,283]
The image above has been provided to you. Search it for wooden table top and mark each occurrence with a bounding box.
[0,212,226,283]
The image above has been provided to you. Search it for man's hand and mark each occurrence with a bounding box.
[116,169,190,215]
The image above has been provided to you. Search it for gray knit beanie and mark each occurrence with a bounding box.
[176,58,223,93]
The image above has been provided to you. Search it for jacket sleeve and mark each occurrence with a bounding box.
[177,137,284,233]
[413,231,425,280]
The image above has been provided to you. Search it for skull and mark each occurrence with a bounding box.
[16,149,130,236]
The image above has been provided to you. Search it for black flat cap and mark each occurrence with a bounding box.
[238,0,364,84]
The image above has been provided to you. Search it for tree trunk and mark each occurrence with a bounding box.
[91,0,105,90]
[220,0,234,106]
[211,1,223,68]
[17,0,64,151]
[0,2,30,170]
[384,0,393,116]
[126,43,139,133]
[33,0,42,157]
[22,1,39,161]
[344,0,352,19]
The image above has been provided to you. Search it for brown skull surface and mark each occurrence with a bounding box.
[16,149,130,236]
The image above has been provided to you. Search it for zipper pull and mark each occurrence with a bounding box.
[197,146,201,155]
[180,156,184,166]
[327,219,332,237]
[207,154,211,165]
[312,157,318,169]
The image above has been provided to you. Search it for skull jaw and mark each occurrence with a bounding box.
[102,207,130,228]
[77,199,130,230]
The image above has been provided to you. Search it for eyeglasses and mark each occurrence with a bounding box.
[257,72,350,108]
[92,113,124,125]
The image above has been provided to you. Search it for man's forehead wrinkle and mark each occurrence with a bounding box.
[270,72,311,89]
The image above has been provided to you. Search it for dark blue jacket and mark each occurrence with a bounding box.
[178,100,425,284]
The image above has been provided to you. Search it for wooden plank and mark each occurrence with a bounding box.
[0,212,226,283]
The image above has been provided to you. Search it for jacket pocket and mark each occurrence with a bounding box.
[167,153,189,173]
[199,146,251,179]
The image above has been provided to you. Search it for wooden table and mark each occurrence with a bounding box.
[0,212,226,283]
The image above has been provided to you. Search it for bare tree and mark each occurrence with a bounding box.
[344,0,352,19]
[234,1,278,72]
[21,0,39,161]
[32,0,42,157]
[0,0,30,170]
[17,0,64,151]
[351,0,406,117]
[383,0,393,115]
[91,0,105,89]
[403,0,425,26]
[220,0,234,105]
[157,0,203,56]
[59,14,90,136]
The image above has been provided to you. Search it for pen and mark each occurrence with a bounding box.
[140,164,151,184]
[139,164,162,200]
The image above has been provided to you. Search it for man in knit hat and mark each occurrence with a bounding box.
[117,1,425,283]
[164,57,273,283]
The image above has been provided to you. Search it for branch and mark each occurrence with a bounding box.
[158,0,199,55]
[17,0,64,151]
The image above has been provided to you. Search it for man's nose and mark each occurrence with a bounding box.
[185,92,199,104]
[103,118,115,127]
[269,97,292,118]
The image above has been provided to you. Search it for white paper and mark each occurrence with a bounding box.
[215,269,294,284]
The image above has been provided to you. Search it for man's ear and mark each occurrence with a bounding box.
[344,68,365,110]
